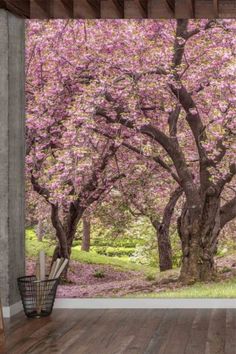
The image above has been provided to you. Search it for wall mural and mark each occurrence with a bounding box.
[25,19,236,298]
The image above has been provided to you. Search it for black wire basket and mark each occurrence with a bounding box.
[17,275,59,318]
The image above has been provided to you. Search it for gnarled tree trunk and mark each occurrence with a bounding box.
[153,221,173,271]
[81,217,91,252]
[51,202,85,265]
[152,186,183,272]
[178,196,221,284]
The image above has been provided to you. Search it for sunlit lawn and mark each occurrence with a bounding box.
[131,279,236,298]
[25,228,157,277]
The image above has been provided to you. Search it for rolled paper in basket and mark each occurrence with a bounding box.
[49,258,61,280]
[48,260,57,280]
[35,261,41,315]
[55,259,69,278]
[38,259,68,314]
[39,250,46,281]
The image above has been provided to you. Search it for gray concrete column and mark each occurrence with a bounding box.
[0,10,25,309]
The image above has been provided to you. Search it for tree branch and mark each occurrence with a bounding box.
[220,196,236,228]
[92,127,181,184]
[152,186,183,231]
[31,173,51,203]
[95,96,200,207]
[168,105,181,137]
[217,163,236,194]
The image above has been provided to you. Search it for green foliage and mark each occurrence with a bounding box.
[217,239,236,257]
[170,232,182,268]
[93,246,135,257]
[93,269,105,278]
[92,237,144,248]
[26,228,55,257]
[71,246,156,275]
[146,274,156,281]
[220,266,231,274]
[130,244,157,267]
[26,227,157,277]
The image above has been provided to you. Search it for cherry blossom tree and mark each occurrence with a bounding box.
[26,19,236,283]
[106,153,183,272]
[26,21,126,260]
[89,19,236,283]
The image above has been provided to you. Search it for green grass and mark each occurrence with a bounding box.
[26,228,236,298]
[131,278,236,298]
[26,228,157,277]
[26,228,55,257]
[91,246,136,257]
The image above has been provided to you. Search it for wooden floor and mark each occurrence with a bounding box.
[2,309,236,353]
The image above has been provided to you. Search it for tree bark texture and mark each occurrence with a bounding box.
[81,217,91,252]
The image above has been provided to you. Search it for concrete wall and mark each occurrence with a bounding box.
[0,10,25,307]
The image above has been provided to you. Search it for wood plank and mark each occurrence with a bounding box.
[195,0,215,18]
[225,309,236,354]
[91,310,153,354]
[61,309,113,354]
[7,309,85,354]
[3,0,236,19]
[6,315,54,353]
[160,309,196,354]
[219,0,236,18]
[1,0,30,17]
[0,0,7,9]
[185,309,211,354]
[30,0,50,18]
[175,0,194,18]
[50,0,73,18]
[143,309,180,354]
[125,309,165,354]
[74,0,100,18]
[4,309,236,354]
[52,311,101,353]
[148,0,174,19]
[213,0,219,17]
[124,0,147,18]
[205,309,226,354]
[24,311,87,353]
[101,0,124,18]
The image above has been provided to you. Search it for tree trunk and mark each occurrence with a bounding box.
[179,242,215,284]
[178,198,221,284]
[155,223,173,271]
[81,217,91,252]
[151,186,183,272]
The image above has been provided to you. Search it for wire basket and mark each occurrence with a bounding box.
[17,275,59,318]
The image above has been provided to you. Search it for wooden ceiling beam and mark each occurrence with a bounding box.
[148,0,174,19]
[195,0,215,18]
[166,0,174,13]
[219,0,236,19]
[124,0,147,18]
[2,0,236,20]
[175,0,194,18]
[50,0,73,18]
[74,0,100,18]
[30,0,50,18]
[100,0,124,18]
[213,0,219,17]
[0,0,7,9]
[0,0,30,18]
